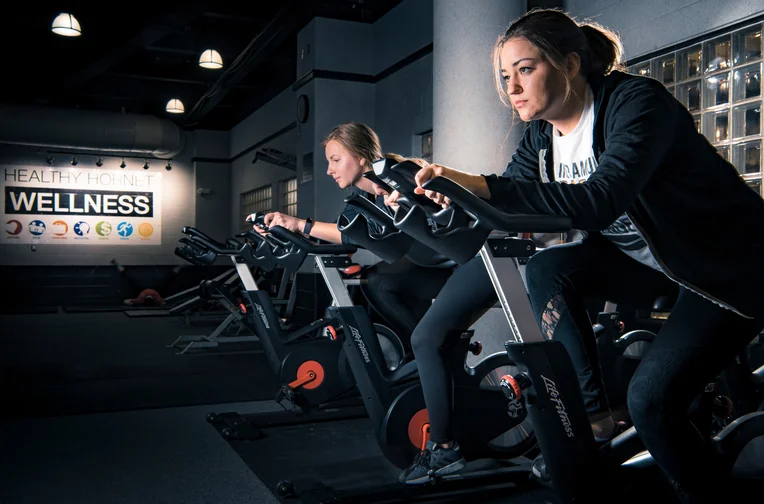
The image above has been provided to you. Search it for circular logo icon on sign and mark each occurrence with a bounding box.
[138,223,154,237]
[52,220,69,236]
[117,222,133,237]
[6,220,22,235]
[29,220,46,236]
[74,221,91,236]
[95,221,112,236]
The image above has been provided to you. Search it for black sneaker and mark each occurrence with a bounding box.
[398,440,466,485]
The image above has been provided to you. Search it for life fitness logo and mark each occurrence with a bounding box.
[138,222,154,238]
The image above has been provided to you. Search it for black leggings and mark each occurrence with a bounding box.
[409,256,499,443]
[361,257,453,347]
[524,232,764,501]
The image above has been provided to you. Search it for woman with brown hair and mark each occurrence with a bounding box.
[403,7,763,502]
[253,121,454,348]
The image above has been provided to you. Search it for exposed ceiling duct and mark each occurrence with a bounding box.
[252,147,296,170]
[0,104,187,159]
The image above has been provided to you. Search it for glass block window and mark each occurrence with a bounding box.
[281,177,298,216]
[629,21,763,197]
[241,185,272,230]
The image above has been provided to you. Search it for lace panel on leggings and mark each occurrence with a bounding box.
[541,294,564,339]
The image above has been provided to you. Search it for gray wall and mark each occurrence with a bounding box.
[315,18,374,75]
[312,78,377,223]
[373,0,434,75]
[433,0,527,175]
[565,0,764,60]
[231,130,298,230]
[229,86,298,236]
[374,0,434,157]
[194,129,232,243]
[296,82,316,224]
[375,54,434,157]
[225,0,437,229]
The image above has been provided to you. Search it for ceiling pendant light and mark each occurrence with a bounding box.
[199,49,223,69]
[51,13,82,37]
[166,99,185,114]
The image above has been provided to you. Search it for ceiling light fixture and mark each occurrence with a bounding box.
[199,49,223,69]
[51,13,82,37]
[166,99,185,114]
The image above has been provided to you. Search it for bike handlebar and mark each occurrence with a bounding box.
[387,171,572,264]
[337,193,414,263]
[421,177,572,233]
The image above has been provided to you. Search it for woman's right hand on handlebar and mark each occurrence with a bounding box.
[247,212,304,236]
[415,164,453,208]
[414,163,493,204]
[246,213,268,236]
[383,190,401,209]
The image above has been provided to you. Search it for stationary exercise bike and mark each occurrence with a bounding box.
[388,166,764,502]
[176,224,406,412]
[365,157,671,424]
[328,175,538,476]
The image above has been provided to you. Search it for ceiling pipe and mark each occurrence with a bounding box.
[0,104,187,159]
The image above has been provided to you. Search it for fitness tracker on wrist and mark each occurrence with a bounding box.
[303,217,314,236]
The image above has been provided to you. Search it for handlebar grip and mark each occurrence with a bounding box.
[362,171,394,194]
[268,225,357,255]
[182,226,214,242]
[240,230,268,244]
[421,177,573,233]
[186,234,231,254]
[182,226,237,252]
[388,161,449,215]
[245,212,268,225]
[337,213,412,263]
[344,193,395,226]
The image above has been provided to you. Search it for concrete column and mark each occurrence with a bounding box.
[433,0,527,175]
[433,1,530,357]
[295,18,376,223]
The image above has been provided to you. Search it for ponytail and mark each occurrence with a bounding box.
[579,22,625,78]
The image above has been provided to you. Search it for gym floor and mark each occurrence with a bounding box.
[0,310,283,504]
[3,306,699,504]
[1,308,568,504]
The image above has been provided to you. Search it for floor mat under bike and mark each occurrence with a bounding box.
[208,411,558,504]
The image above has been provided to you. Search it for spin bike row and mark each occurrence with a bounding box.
[175,159,764,502]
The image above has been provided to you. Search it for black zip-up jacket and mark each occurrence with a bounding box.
[483,70,764,320]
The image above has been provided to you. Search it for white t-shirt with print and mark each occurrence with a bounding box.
[551,85,662,272]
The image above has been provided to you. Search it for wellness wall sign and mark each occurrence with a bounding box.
[2,166,162,245]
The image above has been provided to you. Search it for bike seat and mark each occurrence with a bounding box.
[652,295,676,311]
[386,359,419,384]
[600,425,644,463]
